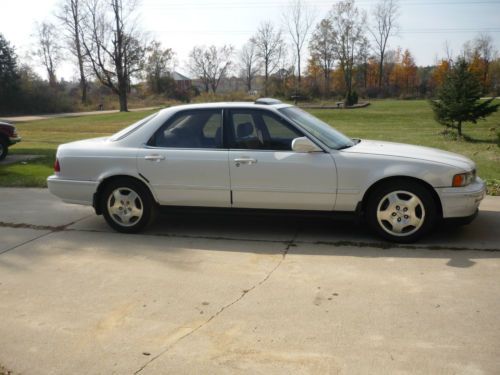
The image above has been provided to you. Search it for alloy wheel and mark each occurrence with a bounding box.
[376,190,425,237]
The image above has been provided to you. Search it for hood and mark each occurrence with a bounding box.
[343,139,475,171]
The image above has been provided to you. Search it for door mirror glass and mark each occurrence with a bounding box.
[291,137,322,153]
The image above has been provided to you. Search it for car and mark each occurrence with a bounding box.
[47,98,485,242]
[0,121,21,160]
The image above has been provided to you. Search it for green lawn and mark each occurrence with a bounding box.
[1,100,499,194]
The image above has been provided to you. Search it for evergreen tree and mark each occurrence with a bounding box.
[430,57,499,137]
[0,33,20,112]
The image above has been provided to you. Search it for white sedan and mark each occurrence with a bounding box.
[48,99,485,242]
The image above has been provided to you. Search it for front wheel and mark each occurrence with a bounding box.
[366,181,438,243]
[101,178,156,233]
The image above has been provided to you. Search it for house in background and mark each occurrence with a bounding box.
[171,71,192,91]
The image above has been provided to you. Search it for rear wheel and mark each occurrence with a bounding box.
[101,178,156,233]
[0,138,8,160]
[366,180,438,243]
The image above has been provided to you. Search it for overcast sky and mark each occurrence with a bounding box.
[1,0,499,81]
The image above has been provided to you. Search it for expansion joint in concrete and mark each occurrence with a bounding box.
[133,230,298,374]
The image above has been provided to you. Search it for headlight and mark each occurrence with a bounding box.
[452,170,476,187]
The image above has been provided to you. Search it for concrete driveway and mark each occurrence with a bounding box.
[0,188,499,374]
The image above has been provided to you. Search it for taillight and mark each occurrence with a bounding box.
[54,158,60,173]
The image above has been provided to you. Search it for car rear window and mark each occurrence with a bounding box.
[110,112,159,141]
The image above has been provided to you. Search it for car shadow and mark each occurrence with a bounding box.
[2,206,498,271]
[148,207,500,248]
[132,208,500,268]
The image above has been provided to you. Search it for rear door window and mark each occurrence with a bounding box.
[148,109,223,149]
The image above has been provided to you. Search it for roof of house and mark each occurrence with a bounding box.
[171,71,191,81]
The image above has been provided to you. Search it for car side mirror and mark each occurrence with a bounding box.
[291,137,322,153]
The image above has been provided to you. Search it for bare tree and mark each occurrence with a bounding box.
[474,34,497,92]
[239,40,261,92]
[188,45,234,93]
[252,21,285,95]
[144,40,174,94]
[309,18,337,96]
[443,40,454,62]
[34,22,62,87]
[189,46,210,93]
[81,0,146,111]
[329,0,367,104]
[369,0,399,89]
[56,0,88,103]
[283,0,315,86]
[356,36,370,89]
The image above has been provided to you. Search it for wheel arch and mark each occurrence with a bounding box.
[360,176,443,218]
[93,174,158,215]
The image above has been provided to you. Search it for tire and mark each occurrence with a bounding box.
[0,138,8,161]
[366,180,438,243]
[100,178,157,233]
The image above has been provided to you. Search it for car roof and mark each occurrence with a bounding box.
[157,101,293,115]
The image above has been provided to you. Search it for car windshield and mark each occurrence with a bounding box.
[279,107,355,150]
[110,112,159,141]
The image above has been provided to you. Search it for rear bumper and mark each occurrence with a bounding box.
[435,177,486,219]
[47,175,97,206]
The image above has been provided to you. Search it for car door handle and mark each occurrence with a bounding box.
[144,154,165,162]
[234,158,257,167]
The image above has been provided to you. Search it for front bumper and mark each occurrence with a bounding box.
[435,177,486,219]
[8,136,21,145]
[47,175,98,206]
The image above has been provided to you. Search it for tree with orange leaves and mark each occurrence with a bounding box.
[400,49,418,94]
[432,59,450,89]
[389,48,418,95]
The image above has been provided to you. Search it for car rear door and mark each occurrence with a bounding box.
[227,108,337,210]
[137,109,231,207]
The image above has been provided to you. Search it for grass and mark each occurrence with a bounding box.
[310,100,500,194]
[1,100,499,194]
[1,110,157,187]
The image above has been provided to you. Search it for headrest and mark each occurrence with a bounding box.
[237,122,254,138]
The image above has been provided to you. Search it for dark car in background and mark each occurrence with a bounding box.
[0,122,21,160]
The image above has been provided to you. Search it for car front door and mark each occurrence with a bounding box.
[227,109,337,210]
[137,109,230,207]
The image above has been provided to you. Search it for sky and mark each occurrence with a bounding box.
[0,0,499,81]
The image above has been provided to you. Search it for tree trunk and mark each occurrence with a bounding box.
[364,63,368,89]
[77,50,87,104]
[81,79,87,104]
[297,48,301,86]
[264,59,269,96]
[119,91,128,112]
[48,70,57,88]
[457,121,462,137]
[378,55,384,89]
[344,65,352,105]
[324,70,329,98]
